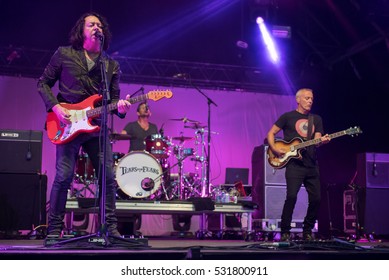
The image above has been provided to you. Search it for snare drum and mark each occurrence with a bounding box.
[115,151,163,198]
[145,134,170,159]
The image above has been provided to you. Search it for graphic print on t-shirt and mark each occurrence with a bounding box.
[295,118,314,139]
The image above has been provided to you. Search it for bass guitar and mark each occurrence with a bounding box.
[46,90,173,144]
[267,126,362,169]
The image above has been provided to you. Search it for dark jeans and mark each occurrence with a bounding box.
[280,161,321,234]
[47,132,118,234]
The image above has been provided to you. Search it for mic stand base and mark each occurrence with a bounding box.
[44,229,149,248]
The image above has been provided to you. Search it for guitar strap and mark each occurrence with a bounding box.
[306,113,316,164]
[307,114,314,140]
[104,57,114,85]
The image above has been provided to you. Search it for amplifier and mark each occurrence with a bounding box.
[356,153,389,189]
[0,173,47,230]
[0,129,42,174]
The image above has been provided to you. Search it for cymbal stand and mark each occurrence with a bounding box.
[175,143,186,200]
[158,158,170,201]
[193,128,208,197]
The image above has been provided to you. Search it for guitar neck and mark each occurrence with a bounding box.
[295,129,348,150]
[86,94,149,118]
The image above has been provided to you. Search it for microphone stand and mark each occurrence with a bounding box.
[98,39,110,244]
[185,75,218,239]
[189,80,217,197]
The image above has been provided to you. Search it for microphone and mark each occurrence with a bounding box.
[95,30,104,40]
[173,73,187,78]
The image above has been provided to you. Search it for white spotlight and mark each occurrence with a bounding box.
[256,16,279,63]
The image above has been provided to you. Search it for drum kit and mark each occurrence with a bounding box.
[72,118,209,201]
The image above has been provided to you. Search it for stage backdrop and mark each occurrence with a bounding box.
[0,75,294,199]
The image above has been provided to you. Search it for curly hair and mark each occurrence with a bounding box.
[69,12,112,51]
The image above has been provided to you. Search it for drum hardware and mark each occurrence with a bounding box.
[168,140,204,200]
[169,117,199,123]
[145,134,171,159]
[72,150,97,198]
[109,133,132,141]
[193,127,209,197]
[112,152,125,165]
[74,151,97,185]
[171,136,193,142]
[184,123,207,130]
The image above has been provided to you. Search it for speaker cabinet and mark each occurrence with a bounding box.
[352,153,389,235]
[252,145,286,187]
[264,185,308,219]
[0,174,47,230]
[252,145,309,220]
[0,129,43,174]
[252,145,285,219]
[363,188,389,235]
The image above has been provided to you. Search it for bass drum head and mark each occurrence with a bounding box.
[115,151,163,198]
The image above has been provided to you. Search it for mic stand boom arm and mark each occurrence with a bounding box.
[189,80,218,197]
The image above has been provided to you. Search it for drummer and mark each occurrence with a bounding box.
[121,101,159,152]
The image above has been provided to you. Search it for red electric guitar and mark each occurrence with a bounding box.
[46,90,173,145]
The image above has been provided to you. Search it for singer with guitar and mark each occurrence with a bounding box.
[267,88,330,242]
[37,12,131,238]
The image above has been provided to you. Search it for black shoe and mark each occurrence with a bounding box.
[108,229,122,238]
[280,233,290,242]
[303,232,314,241]
[46,229,62,237]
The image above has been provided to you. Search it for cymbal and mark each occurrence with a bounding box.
[169,117,199,123]
[109,133,131,141]
[172,136,193,142]
[184,123,207,129]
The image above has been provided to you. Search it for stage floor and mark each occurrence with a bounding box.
[1,235,389,260]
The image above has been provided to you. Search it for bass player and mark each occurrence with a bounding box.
[267,88,330,242]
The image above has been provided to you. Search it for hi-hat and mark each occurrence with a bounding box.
[169,117,199,123]
[172,136,193,142]
[109,133,132,141]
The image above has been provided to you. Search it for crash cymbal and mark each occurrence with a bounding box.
[169,117,199,123]
[172,136,193,142]
[109,133,132,141]
[184,123,207,129]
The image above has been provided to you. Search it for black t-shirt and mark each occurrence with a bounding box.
[275,110,324,167]
[122,121,158,152]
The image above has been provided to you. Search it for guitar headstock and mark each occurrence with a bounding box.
[147,90,173,101]
[346,126,362,136]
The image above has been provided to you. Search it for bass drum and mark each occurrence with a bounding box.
[115,151,163,198]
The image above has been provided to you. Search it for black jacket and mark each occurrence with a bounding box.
[37,46,121,113]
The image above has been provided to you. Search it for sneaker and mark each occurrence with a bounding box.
[280,232,290,242]
[303,232,314,241]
